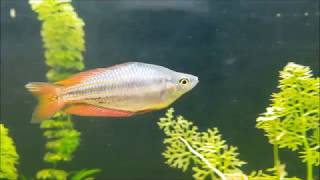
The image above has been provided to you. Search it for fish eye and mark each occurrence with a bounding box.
[179,78,189,85]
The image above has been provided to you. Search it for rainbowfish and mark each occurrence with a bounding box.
[25,62,199,123]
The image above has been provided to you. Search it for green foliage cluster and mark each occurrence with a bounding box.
[36,169,68,180]
[158,108,246,180]
[40,113,80,163]
[36,112,95,180]
[256,62,320,180]
[158,108,305,180]
[29,0,85,82]
[0,124,19,180]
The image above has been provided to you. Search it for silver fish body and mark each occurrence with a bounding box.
[62,62,198,112]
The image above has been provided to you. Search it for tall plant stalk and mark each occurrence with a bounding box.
[273,144,280,180]
[29,0,87,179]
[302,117,313,180]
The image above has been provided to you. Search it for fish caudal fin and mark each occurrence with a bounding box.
[25,82,64,123]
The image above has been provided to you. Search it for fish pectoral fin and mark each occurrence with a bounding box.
[64,104,135,117]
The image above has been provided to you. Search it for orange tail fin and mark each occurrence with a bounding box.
[25,82,64,123]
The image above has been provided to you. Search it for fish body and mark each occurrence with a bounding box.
[25,62,198,123]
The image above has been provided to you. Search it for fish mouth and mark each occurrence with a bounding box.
[190,75,199,89]
[195,76,199,86]
[195,76,199,84]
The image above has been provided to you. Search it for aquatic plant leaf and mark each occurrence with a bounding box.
[224,173,248,180]
[69,169,101,180]
[248,164,302,180]
[256,62,320,167]
[198,129,245,173]
[46,69,75,82]
[299,146,320,166]
[158,108,245,179]
[192,166,213,180]
[41,116,81,164]
[0,124,19,180]
[41,119,73,129]
[36,169,68,180]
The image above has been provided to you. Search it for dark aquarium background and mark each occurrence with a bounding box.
[1,0,319,179]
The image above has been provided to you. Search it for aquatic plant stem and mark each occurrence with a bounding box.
[303,135,313,180]
[300,114,313,180]
[273,144,280,180]
[178,137,227,180]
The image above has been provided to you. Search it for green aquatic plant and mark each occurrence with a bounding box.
[158,108,246,180]
[256,62,320,180]
[29,0,100,179]
[36,114,89,180]
[158,107,303,180]
[36,169,68,180]
[0,124,19,180]
[29,0,85,82]
[40,113,80,164]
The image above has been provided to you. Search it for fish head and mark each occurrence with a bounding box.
[170,72,199,96]
[154,71,198,109]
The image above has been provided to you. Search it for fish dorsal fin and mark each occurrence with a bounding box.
[55,68,106,86]
[55,62,138,86]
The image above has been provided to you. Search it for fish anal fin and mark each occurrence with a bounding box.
[64,104,135,117]
[135,109,153,115]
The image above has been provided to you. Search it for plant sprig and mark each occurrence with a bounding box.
[158,108,246,180]
[257,62,320,180]
[0,124,19,180]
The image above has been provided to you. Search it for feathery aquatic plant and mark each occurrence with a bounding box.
[158,107,305,180]
[40,113,80,164]
[256,62,320,180]
[29,0,99,179]
[29,0,85,82]
[158,108,246,180]
[0,124,19,180]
